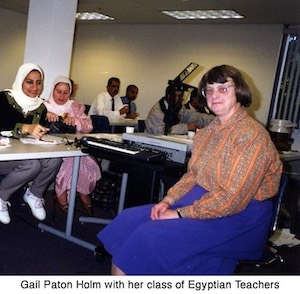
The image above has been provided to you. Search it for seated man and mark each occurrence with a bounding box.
[121,84,140,119]
[88,77,128,119]
[145,83,214,135]
[185,88,212,114]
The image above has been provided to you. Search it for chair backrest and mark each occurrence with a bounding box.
[137,119,146,132]
[84,104,91,115]
[270,173,288,234]
[90,115,111,133]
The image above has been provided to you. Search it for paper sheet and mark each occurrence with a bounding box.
[20,135,64,145]
[269,228,300,247]
[0,137,11,148]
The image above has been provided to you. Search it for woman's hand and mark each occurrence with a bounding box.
[156,209,179,220]
[46,112,59,122]
[22,124,49,139]
[150,201,178,220]
[63,116,76,126]
[151,201,179,220]
[151,201,169,220]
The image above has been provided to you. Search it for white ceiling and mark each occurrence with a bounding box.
[0,0,299,25]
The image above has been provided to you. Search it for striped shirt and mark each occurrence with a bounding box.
[164,107,283,219]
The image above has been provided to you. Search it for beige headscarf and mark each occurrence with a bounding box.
[44,76,74,115]
[5,63,44,114]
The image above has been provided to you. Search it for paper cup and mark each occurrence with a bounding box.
[188,131,195,140]
[126,126,135,133]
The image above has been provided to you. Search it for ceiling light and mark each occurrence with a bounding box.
[76,12,114,21]
[161,10,244,20]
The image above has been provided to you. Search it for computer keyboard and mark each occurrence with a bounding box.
[81,136,167,162]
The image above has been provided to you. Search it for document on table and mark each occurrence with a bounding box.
[20,135,64,145]
[0,137,11,148]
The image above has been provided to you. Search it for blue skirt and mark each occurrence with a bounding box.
[98,185,273,275]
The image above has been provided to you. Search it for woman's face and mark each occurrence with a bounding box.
[22,70,43,98]
[53,82,71,105]
[204,78,240,122]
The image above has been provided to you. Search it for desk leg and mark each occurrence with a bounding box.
[38,156,96,251]
[79,172,128,224]
[149,170,157,203]
[117,172,128,214]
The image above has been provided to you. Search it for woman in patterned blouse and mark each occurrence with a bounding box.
[97,65,283,275]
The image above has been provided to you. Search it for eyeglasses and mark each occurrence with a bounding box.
[202,85,235,98]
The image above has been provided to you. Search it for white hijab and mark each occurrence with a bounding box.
[5,63,44,114]
[44,76,74,115]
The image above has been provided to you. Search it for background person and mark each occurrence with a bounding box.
[145,83,214,135]
[185,87,212,114]
[0,63,62,224]
[44,76,101,215]
[69,78,79,100]
[121,84,140,119]
[97,65,283,275]
[88,77,128,119]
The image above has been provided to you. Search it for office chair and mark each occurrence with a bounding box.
[236,173,288,273]
[137,119,146,132]
[84,104,91,115]
[90,115,111,133]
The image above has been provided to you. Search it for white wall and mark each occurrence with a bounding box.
[0,7,283,125]
[71,24,283,125]
[24,0,77,98]
[0,9,27,90]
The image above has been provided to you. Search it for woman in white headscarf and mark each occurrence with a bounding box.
[44,76,101,215]
[0,63,62,225]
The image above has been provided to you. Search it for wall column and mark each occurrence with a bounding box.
[24,0,78,98]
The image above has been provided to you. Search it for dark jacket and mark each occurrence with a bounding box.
[0,91,48,138]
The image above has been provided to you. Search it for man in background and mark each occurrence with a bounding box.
[185,88,212,114]
[88,77,128,119]
[145,83,214,135]
[121,84,140,119]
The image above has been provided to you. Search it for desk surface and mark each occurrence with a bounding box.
[109,117,139,126]
[0,137,84,161]
[280,151,300,162]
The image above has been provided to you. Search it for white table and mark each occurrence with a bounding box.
[0,137,97,251]
[109,117,139,133]
[280,151,300,162]
[280,151,300,184]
